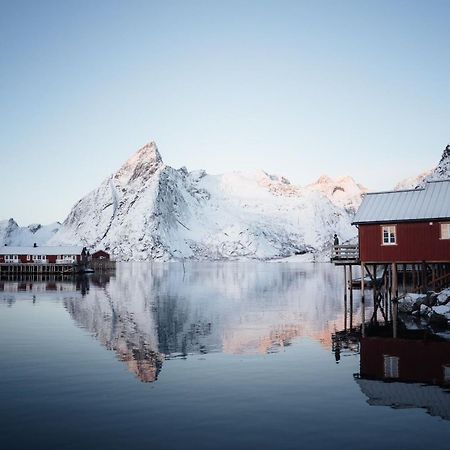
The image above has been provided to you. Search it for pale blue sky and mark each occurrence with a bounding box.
[1,0,449,224]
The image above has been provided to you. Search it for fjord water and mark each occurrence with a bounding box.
[1,262,449,450]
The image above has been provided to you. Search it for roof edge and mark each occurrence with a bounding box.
[352,217,450,225]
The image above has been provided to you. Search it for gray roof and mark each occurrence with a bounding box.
[353,180,450,224]
[0,246,83,255]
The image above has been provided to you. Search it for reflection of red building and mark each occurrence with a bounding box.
[360,334,450,386]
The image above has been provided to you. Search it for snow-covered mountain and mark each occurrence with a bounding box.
[395,144,450,190]
[46,142,363,260]
[3,141,447,261]
[0,218,60,246]
[306,175,367,213]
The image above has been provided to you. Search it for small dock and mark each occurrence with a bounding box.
[0,263,77,275]
[331,245,359,265]
[0,260,116,275]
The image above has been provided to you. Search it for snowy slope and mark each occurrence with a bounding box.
[306,175,367,213]
[395,144,450,190]
[0,218,60,246]
[48,142,363,260]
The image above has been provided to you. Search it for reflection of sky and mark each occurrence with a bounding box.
[2,263,450,449]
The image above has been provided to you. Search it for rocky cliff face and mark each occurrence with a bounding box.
[47,141,364,260]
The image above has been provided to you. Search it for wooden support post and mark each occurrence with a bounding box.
[402,263,406,294]
[421,261,427,294]
[391,262,398,300]
[349,265,353,329]
[392,299,398,339]
[431,264,436,291]
[361,263,365,337]
[344,265,347,301]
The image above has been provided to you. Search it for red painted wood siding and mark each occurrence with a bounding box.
[92,250,110,260]
[0,254,80,263]
[360,337,450,384]
[359,221,450,262]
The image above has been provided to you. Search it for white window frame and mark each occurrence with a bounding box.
[381,225,397,245]
[26,255,30,261]
[441,223,450,240]
[444,365,450,384]
[383,355,399,378]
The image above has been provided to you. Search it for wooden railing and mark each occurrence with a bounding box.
[331,245,359,261]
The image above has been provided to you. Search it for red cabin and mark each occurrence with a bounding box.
[353,180,450,264]
[91,250,110,260]
[0,246,84,264]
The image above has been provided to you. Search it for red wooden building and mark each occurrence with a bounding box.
[353,180,450,264]
[0,245,84,264]
[91,250,110,260]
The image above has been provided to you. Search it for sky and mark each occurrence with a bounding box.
[1,0,449,224]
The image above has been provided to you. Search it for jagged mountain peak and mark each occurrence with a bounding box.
[435,144,450,178]
[0,219,60,246]
[114,141,163,185]
[439,144,450,164]
[315,175,334,185]
[395,144,450,189]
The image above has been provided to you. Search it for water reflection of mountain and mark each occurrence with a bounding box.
[356,324,450,421]
[63,262,360,382]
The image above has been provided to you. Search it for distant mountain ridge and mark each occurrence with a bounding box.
[0,219,61,247]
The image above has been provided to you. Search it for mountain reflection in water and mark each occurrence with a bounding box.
[29,262,362,382]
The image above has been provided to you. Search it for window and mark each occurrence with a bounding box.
[444,365,450,384]
[382,225,396,245]
[26,255,30,261]
[383,355,399,378]
[441,223,450,240]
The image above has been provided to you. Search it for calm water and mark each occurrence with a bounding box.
[1,262,450,450]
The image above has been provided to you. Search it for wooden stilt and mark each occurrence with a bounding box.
[361,263,365,337]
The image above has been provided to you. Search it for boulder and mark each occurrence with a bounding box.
[432,305,450,316]
[420,304,432,318]
[423,292,439,307]
[429,311,448,327]
[437,288,450,305]
[398,294,427,313]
